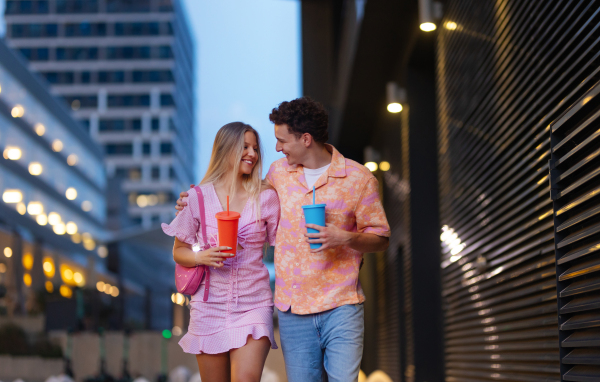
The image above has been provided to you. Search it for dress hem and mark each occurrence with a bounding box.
[178,323,278,355]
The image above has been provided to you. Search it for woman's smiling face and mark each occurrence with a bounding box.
[237,131,259,175]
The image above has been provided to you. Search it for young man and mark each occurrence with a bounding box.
[176,97,390,382]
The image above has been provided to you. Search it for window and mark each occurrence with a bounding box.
[99,119,141,132]
[105,144,133,155]
[160,142,172,155]
[11,23,57,38]
[79,119,90,131]
[56,0,98,13]
[114,22,160,36]
[106,46,151,60]
[106,0,151,13]
[56,47,98,60]
[158,0,173,12]
[108,95,150,107]
[81,72,91,83]
[63,95,97,108]
[169,166,176,179]
[151,166,160,179]
[158,46,174,59]
[151,118,160,131]
[99,120,125,131]
[98,71,125,83]
[6,1,49,14]
[42,72,74,84]
[19,48,49,61]
[142,143,151,155]
[132,119,142,131]
[166,22,174,35]
[115,167,128,178]
[132,70,173,83]
[169,118,176,131]
[161,94,175,107]
[65,22,106,37]
[129,167,141,180]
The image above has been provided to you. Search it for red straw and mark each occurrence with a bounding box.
[227,196,229,215]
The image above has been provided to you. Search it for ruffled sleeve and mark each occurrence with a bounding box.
[161,189,200,245]
[261,189,280,246]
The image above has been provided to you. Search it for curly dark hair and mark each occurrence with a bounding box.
[269,97,329,144]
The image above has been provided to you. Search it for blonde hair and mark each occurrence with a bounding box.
[201,122,266,220]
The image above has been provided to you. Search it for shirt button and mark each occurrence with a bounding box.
[298,239,302,242]
[295,263,299,266]
[293,285,297,289]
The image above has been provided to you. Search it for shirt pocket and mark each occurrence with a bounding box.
[325,206,355,230]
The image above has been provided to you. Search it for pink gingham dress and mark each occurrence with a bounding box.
[161,183,280,354]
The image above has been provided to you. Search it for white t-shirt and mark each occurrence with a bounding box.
[304,163,331,189]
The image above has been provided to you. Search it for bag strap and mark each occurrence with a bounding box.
[193,185,211,302]
[193,185,209,250]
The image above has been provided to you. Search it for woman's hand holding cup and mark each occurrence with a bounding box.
[195,246,233,268]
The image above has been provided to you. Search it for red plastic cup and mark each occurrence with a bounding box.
[215,211,241,255]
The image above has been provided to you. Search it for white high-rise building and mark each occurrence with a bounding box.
[4,0,196,230]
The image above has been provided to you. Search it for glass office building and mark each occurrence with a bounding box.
[3,0,196,230]
[0,37,139,323]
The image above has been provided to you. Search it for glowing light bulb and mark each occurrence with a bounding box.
[52,140,63,152]
[420,22,436,32]
[27,202,43,216]
[365,162,378,172]
[3,190,23,203]
[66,187,77,200]
[387,103,403,113]
[29,162,43,175]
[35,123,46,136]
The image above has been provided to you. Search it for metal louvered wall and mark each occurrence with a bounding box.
[436,0,600,381]
[550,81,600,381]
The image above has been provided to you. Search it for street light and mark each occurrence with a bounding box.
[419,0,443,32]
[386,82,406,113]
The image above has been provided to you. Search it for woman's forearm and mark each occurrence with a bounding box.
[173,239,197,267]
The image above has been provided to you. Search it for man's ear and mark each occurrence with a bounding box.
[302,133,313,148]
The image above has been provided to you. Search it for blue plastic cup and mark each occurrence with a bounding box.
[302,203,326,249]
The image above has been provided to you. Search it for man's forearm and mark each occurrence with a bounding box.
[347,232,389,253]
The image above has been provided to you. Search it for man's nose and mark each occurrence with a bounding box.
[276,143,282,152]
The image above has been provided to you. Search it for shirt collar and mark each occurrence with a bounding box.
[285,144,347,178]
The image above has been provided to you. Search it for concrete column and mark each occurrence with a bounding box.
[160,163,170,182]
[142,164,151,183]
[133,138,142,160]
[90,113,99,139]
[151,137,160,159]
[150,88,160,111]
[31,239,45,292]
[98,89,107,113]
[159,113,170,134]
[142,113,152,136]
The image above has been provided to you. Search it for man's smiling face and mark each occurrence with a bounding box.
[275,123,307,166]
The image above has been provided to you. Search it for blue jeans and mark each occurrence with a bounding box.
[278,304,364,382]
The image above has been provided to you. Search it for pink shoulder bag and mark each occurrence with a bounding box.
[174,186,211,301]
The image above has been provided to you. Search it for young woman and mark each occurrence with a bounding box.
[161,122,279,382]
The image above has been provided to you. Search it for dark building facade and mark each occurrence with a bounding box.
[302,0,600,381]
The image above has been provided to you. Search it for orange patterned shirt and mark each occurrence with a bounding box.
[266,144,390,314]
